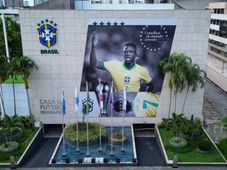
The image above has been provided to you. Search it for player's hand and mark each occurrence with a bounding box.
[146,83,154,93]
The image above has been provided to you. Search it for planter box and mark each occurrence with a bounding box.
[156,126,227,165]
[0,127,41,166]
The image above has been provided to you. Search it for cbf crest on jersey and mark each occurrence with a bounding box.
[37,20,57,48]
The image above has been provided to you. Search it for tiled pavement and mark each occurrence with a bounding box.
[203,79,227,142]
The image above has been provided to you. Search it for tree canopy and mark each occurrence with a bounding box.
[0,17,22,60]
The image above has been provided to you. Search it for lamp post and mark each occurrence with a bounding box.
[0,11,10,119]
[0,9,19,61]
[0,9,19,119]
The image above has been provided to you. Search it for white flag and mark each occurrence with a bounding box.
[123,86,127,111]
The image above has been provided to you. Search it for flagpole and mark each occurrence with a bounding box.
[76,117,80,153]
[121,86,126,153]
[75,86,80,154]
[1,13,10,61]
[62,115,66,156]
[121,105,124,153]
[99,108,103,153]
[98,79,103,154]
[86,116,90,157]
[110,81,114,157]
[85,81,90,157]
[61,90,67,161]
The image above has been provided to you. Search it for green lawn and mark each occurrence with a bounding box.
[0,128,39,163]
[158,128,225,163]
[4,75,24,84]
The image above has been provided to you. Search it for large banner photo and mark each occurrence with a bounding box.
[78,19,176,118]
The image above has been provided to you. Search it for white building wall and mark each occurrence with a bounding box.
[19,10,210,125]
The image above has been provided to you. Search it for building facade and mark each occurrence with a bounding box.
[4,0,23,8]
[34,0,48,6]
[0,0,3,7]
[207,2,227,92]
[19,8,210,127]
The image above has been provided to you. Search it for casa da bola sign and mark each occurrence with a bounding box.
[40,98,61,114]
[37,19,59,54]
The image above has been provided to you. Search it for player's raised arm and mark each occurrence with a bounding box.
[90,33,106,70]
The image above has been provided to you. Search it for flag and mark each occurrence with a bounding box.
[110,81,114,113]
[123,86,127,112]
[86,82,90,113]
[61,90,66,116]
[99,83,104,110]
[75,86,79,113]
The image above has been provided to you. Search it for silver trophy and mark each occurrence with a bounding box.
[95,79,110,117]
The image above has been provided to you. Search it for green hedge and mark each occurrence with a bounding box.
[64,122,106,143]
[3,75,24,84]
[0,127,21,137]
[218,138,227,160]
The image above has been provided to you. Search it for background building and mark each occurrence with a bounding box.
[4,0,23,8]
[207,2,227,92]
[23,0,29,7]
[0,0,3,7]
[34,0,48,6]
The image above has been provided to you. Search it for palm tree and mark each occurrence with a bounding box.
[172,54,191,113]
[2,115,20,144]
[182,64,206,113]
[159,53,191,117]
[190,118,202,140]
[10,57,21,115]
[170,113,185,137]
[159,57,174,117]
[0,55,10,117]
[14,56,38,117]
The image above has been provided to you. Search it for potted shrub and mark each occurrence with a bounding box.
[0,127,23,142]
[0,141,19,152]
[110,129,128,144]
[169,136,187,148]
[198,139,212,154]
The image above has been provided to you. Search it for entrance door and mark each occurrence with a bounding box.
[43,124,63,137]
[133,123,155,137]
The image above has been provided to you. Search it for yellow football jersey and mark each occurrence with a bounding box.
[104,60,152,92]
[133,92,160,117]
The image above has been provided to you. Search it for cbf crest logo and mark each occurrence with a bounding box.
[37,20,57,48]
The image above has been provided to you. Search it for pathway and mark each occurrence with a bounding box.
[20,138,59,168]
